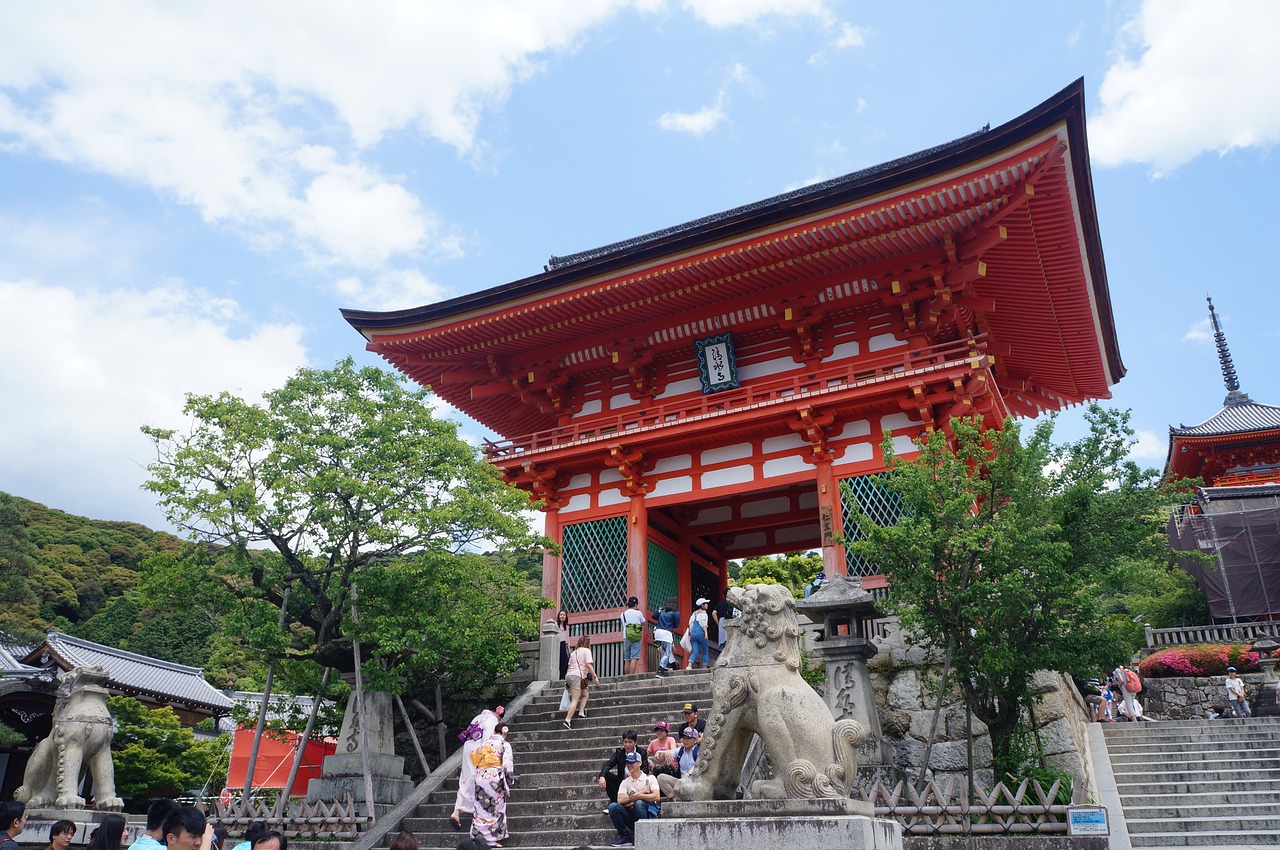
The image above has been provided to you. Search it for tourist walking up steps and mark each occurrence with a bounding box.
[1112,663,1141,722]
[621,596,646,675]
[469,722,514,848]
[1225,666,1252,717]
[686,598,710,669]
[652,596,681,677]
[450,705,505,831]
[564,635,597,729]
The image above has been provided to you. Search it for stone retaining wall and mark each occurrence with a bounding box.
[1139,672,1266,719]
[862,620,1097,800]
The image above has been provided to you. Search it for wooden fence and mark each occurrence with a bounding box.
[863,778,1072,834]
[1145,620,1280,648]
[206,795,370,839]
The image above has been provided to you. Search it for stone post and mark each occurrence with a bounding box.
[538,619,561,682]
[795,575,887,765]
[306,674,412,817]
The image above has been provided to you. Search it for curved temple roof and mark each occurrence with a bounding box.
[344,79,1122,440]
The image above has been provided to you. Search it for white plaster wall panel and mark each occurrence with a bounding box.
[737,355,793,381]
[654,454,692,473]
[649,475,694,499]
[600,468,623,484]
[777,524,819,545]
[578,398,602,416]
[701,464,755,488]
[843,442,874,463]
[798,491,818,510]
[652,376,704,400]
[560,494,591,514]
[762,455,809,478]
[734,532,768,550]
[880,412,919,432]
[609,392,640,410]
[835,419,871,440]
[762,433,807,454]
[869,332,908,352]
[567,474,592,491]
[891,434,921,455]
[690,505,734,526]
[741,496,791,518]
[828,339,861,361]
[702,443,753,465]
[598,488,630,507]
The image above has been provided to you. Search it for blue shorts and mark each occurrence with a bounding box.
[623,639,641,660]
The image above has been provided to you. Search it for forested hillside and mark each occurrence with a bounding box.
[0,491,229,676]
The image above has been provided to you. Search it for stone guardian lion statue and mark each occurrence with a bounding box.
[15,665,124,810]
[675,583,865,800]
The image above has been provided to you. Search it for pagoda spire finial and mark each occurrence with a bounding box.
[1208,295,1249,405]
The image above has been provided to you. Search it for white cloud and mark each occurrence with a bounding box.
[0,278,307,524]
[1066,22,1084,49]
[333,269,449,312]
[1183,317,1212,343]
[1129,428,1166,462]
[684,0,832,28]
[835,23,869,48]
[656,62,758,137]
[1092,0,1280,174]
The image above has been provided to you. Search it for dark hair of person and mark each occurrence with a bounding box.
[494,721,509,736]
[575,634,591,648]
[211,825,228,850]
[162,807,207,845]
[243,823,269,846]
[252,830,286,850]
[86,814,126,850]
[146,799,182,832]
[50,820,76,840]
[0,801,25,833]
[665,596,678,611]
[622,729,637,741]
[388,831,419,850]
[556,609,569,628]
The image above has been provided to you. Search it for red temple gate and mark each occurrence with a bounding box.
[343,79,1123,672]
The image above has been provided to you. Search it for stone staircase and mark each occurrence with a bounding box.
[396,669,713,849]
[1103,716,1280,846]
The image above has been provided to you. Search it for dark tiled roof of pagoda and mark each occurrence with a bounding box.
[341,78,1121,384]
[23,631,233,712]
[1169,399,1280,438]
[1198,482,1280,502]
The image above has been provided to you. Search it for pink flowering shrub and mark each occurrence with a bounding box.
[1139,644,1260,677]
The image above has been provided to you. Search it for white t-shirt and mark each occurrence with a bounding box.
[618,771,658,801]
[1226,675,1245,701]
[567,647,594,679]
[621,608,646,632]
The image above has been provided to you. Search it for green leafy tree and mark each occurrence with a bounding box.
[735,551,824,598]
[107,696,229,804]
[0,493,40,638]
[140,358,543,670]
[846,406,1184,775]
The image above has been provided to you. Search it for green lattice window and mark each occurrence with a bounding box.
[647,542,678,612]
[840,473,904,577]
[561,516,628,613]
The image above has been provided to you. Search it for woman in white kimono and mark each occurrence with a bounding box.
[448,705,505,831]
[469,722,514,848]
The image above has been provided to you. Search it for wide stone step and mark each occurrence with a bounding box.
[1106,734,1280,754]
[1130,832,1280,848]
[423,782,608,806]
[1102,717,1280,736]
[1109,745,1280,763]
[1126,814,1280,834]
[413,823,620,849]
[1110,753,1280,771]
[1114,777,1280,795]
[1125,802,1280,820]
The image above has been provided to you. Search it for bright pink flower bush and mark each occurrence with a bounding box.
[1139,644,1260,677]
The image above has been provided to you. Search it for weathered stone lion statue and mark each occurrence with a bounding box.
[676,583,864,800]
[15,665,124,810]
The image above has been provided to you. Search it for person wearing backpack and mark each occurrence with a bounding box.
[621,596,646,675]
[1112,663,1142,722]
[651,597,681,677]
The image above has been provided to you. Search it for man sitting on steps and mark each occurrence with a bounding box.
[607,752,660,847]
[597,731,650,812]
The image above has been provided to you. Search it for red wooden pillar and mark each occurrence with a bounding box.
[542,505,562,606]
[628,493,649,672]
[815,457,848,576]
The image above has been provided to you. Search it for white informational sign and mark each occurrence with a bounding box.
[1066,805,1109,836]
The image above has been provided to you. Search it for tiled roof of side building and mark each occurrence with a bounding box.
[0,641,37,673]
[1169,399,1280,437]
[32,631,233,712]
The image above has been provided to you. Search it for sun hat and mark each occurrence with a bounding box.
[653,721,669,731]
[696,597,709,606]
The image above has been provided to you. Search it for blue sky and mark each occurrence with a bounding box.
[2,0,1279,528]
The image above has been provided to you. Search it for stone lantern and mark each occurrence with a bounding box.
[795,574,886,764]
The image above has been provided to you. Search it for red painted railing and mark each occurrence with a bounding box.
[484,336,988,461]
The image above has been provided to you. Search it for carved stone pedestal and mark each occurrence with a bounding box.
[21,811,144,847]
[637,799,903,850]
[305,687,412,818]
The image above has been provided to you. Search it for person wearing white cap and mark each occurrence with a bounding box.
[686,598,710,669]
